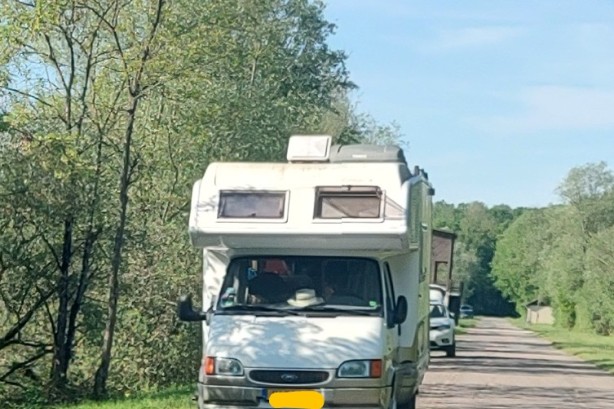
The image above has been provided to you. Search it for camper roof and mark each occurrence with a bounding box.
[187,136,433,252]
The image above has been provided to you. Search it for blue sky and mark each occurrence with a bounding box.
[323,0,614,208]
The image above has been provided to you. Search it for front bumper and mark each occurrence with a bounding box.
[198,384,392,409]
[429,327,454,349]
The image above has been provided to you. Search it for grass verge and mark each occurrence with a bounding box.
[48,386,195,409]
[455,317,480,335]
[509,318,614,375]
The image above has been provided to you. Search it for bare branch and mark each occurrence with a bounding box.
[0,379,26,389]
[58,24,76,129]
[77,2,129,73]
[43,33,68,92]
[0,289,54,350]
[0,348,51,382]
[38,232,62,272]
[2,339,51,349]
[2,87,54,109]
[42,296,57,344]
[14,0,35,7]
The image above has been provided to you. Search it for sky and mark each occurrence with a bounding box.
[323,0,614,208]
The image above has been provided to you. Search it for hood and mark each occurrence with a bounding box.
[206,314,385,369]
[430,317,452,327]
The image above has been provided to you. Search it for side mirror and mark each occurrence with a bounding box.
[177,294,210,322]
[393,296,408,325]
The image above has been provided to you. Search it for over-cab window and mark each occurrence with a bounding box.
[315,186,382,219]
[218,190,286,219]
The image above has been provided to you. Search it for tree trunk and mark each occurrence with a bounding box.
[63,134,105,382]
[93,0,163,397]
[51,218,73,389]
[93,95,139,398]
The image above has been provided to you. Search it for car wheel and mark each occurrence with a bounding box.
[446,340,456,358]
[397,393,416,409]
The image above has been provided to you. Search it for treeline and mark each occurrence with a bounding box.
[0,0,400,406]
[436,161,614,337]
[491,161,614,335]
[433,201,524,317]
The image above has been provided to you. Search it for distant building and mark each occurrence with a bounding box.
[525,300,554,325]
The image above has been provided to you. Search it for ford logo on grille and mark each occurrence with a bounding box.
[281,373,299,382]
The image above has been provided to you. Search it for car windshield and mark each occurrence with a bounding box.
[216,256,383,316]
[430,304,447,318]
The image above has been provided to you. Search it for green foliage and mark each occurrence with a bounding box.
[433,201,519,316]
[583,226,614,335]
[0,0,401,405]
[491,209,552,313]
[455,317,480,335]
[493,162,614,335]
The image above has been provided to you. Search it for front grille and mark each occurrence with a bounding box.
[249,370,329,385]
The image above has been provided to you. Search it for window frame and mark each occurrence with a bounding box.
[313,185,385,221]
[216,189,289,223]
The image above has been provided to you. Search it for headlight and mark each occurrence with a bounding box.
[337,359,382,378]
[204,356,244,376]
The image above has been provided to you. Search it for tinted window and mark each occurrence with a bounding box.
[218,190,286,219]
[315,186,382,219]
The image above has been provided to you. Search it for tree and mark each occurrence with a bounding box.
[491,209,551,313]
[1,0,360,403]
[583,226,614,335]
[547,162,614,329]
[433,201,517,316]
[540,206,585,328]
[557,161,614,236]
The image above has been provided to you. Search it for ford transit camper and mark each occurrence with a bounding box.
[178,135,435,409]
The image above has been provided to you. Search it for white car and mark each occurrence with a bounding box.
[429,303,456,357]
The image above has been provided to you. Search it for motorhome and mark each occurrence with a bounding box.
[429,229,462,325]
[178,135,435,409]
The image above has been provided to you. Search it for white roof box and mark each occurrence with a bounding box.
[286,135,332,162]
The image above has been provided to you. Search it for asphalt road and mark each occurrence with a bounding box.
[417,316,614,409]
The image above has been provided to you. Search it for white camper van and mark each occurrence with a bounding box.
[178,135,435,409]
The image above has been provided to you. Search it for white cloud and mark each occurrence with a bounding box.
[471,86,614,134]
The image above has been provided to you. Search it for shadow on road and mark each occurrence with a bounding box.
[420,382,614,409]
[419,317,614,409]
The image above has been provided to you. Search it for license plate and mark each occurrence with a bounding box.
[266,389,308,399]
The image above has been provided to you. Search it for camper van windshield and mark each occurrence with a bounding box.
[217,256,383,316]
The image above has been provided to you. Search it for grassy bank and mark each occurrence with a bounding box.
[456,317,479,335]
[510,318,614,375]
[46,387,194,409]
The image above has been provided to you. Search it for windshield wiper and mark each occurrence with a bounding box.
[218,305,302,316]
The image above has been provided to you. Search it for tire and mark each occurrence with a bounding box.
[397,393,416,409]
[446,340,456,358]
[390,377,416,409]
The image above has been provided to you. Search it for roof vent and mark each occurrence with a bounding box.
[286,135,332,163]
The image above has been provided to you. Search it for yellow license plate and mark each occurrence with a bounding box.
[267,389,308,399]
